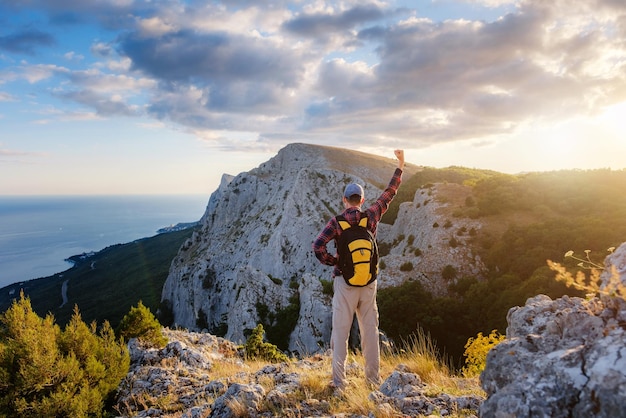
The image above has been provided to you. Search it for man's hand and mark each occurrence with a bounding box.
[394,149,405,170]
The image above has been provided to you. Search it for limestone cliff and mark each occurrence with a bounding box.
[161,143,487,353]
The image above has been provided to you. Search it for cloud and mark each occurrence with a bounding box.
[63,51,84,61]
[119,29,304,86]
[298,1,626,145]
[0,92,15,101]
[282,3,387,37]
[115,0,626,148]
[0,146,44,161]
[56,89,138,116]
[3,0,626,151]
[0,28,55,54]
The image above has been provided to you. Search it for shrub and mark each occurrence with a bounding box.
[320,279,334,296]
[378,242,391,257]
[461,330,505,377]
[0,293,129,417]
[269,275,283,285]
[400,262,414,272]
[118,300,168,348]
[442,265,457,281]
[244,324,289,363]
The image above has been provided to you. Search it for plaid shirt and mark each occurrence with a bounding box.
[313,168,403,276]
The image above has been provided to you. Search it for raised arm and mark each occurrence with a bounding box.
[394,149,405,170]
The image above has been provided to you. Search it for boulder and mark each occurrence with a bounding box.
[480,242,626,417]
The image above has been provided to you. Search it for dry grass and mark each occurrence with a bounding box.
[122,330,483,417]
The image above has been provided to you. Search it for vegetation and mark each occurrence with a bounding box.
[0,228,195,330]
[549,248,626,299]
[244,324,289,363]
[117,300,168,348]
[255,293,301,352]
[461,330,506,378]
[379,167,626,367]
[205,326,481,417]
[0,293,129,417]
[384,166,498,225]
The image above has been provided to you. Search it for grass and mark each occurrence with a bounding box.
[180,328,484,418]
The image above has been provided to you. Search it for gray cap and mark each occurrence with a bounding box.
[344,183,364,198]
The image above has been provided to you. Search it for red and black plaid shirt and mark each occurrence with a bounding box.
[312,168,403,277]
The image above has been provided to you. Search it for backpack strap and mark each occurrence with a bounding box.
[336,213,368,231]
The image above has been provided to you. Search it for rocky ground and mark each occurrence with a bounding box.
[114,328,483,418]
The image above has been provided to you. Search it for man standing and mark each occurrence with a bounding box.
[313,149,404,390]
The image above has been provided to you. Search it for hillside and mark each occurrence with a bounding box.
[0,228,195,327]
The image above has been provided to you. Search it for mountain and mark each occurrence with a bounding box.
[161,143,488,354]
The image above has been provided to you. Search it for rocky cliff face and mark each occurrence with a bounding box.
[161,143,487,353]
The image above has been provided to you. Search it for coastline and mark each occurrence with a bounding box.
[0,195,207,289]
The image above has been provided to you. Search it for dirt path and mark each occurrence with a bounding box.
[59,279,68,308]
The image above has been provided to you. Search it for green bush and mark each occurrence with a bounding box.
[400,262,414,271]
[320,279,334,296]
[117,300,168,348]
[244,324,289,363]
[442,265,458,281]
[0,293,129,417]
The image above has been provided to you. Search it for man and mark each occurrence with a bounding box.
[313,149,404,390]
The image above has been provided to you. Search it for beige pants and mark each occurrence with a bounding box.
[331,277,380,388]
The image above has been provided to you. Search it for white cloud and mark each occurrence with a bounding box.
[64,51,84,61]
[0,92,15,101]
[136,16,178,37]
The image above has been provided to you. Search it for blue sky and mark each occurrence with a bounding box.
[1,0,625,195]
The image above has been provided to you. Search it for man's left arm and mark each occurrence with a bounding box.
[366,168,403,224]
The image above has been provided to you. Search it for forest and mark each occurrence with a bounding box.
[378,167,626,365]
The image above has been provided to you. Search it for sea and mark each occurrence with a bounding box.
[0,195,208,289]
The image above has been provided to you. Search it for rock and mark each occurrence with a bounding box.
[114,328,483,417]
[210,383,265,418]
[480,244,626,417]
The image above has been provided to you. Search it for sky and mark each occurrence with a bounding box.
[1,0,625,196]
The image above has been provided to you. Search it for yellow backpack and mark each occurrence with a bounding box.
[336,214,379,286]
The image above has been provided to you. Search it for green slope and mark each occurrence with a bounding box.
[0,228,195,328]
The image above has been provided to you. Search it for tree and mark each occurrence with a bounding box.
[117,300,168,348]
[0,292,129,417]
[244,324,289,363]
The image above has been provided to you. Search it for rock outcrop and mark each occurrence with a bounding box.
[480,242,626,417]
[161,143,486,353]
[114,328,484,417]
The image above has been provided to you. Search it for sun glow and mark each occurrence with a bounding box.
[596,101,626,132]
